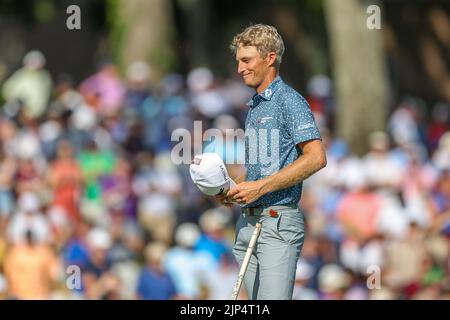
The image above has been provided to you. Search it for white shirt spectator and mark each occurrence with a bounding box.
[363,151,404,189]
[7,192,51,244]
[7,211,51,245]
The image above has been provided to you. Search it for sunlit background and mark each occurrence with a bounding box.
[0,0,449,300]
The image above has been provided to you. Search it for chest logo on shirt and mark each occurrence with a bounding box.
[256,116,273,124]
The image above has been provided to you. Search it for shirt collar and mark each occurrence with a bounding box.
[246,76,283,108]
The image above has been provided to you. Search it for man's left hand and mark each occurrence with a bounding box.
[227,180,266,205]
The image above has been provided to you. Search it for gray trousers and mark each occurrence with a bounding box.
[232,204,305,300]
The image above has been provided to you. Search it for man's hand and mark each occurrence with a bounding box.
[227,180,266,205]
[214,193,234,208]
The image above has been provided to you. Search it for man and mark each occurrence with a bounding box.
[2,50,53,119]
[137,242,178,300]
[217,24,327,300]
[4,230,60,299]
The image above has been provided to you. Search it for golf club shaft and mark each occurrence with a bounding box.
[230,222,262,300]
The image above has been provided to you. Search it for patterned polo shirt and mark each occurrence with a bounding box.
[244,76,321,207]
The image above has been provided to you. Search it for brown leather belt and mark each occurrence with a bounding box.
[242,204,298,217]
[242,207,265,216]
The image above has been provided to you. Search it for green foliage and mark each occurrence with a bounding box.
[106,0,126,70]
[34,0,55,23]
[150,44,177,75]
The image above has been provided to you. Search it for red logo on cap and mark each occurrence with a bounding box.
[193,156,202,165]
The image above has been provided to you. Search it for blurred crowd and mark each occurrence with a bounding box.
[0,50,449,300]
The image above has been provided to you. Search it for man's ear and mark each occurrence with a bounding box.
[266,52,277,67]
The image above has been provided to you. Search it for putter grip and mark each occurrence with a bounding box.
[230,222,262,300]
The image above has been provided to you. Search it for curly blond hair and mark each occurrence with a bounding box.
[230,24,285,68]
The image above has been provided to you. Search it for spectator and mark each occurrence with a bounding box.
[47,140,83,223]
[432,132,450,171]
[384,223,428,292]
[292,259,318,300]
[79,60,126,116]
[82,228,120,299]
[124,61,153,115]
[336,163,382,242]
[78,139,117,225]
[165,223,216,299]
[427,103,450,152]
[363,131,403,191]
[7,192,51,245]
[2,50,53,119]
[136,242,177,300]
[317,264,351,300]
[0,147,15,221]
[203,252,240,300]
[4,230,60,299]
[195,207,233,264]
[430,170,450,235]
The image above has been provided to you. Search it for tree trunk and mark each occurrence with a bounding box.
[108,0,177,79]
[324,0,388,155]
[176,0,210,69]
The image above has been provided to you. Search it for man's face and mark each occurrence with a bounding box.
[236,45,270,88]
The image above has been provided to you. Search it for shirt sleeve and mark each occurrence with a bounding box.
[282,92,321,145]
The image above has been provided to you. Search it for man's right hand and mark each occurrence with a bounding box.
[214,193,234,208]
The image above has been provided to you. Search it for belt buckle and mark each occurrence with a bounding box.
[243,207,278,217]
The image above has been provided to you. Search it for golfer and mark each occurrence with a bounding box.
[219,24,327,300]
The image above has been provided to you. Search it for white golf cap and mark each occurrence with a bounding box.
[189,152,236,196]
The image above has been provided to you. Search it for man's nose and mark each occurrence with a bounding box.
[237,62,245,75]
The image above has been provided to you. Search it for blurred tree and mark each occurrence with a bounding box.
[421,6,450,103]
[175,0,211,69]
[382,0,450,105]
[325,0,388,155]
[273,4,329,89]
[107,0,177,79]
